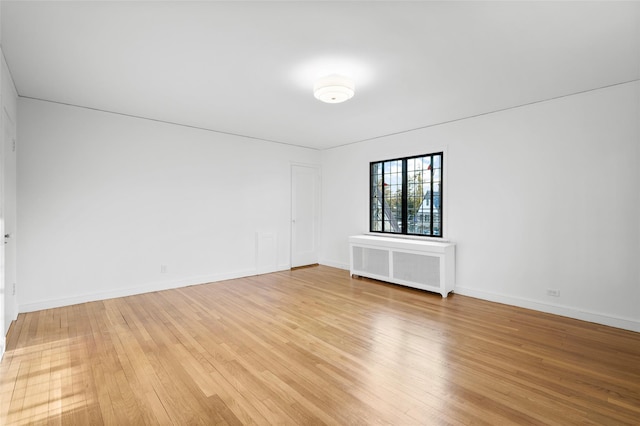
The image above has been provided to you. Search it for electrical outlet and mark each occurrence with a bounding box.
[160,265,167,274]
[546,289,560,297]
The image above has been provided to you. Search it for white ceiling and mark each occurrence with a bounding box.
[2,1,639,150]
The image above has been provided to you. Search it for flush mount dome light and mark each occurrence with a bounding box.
[313,74,355,103]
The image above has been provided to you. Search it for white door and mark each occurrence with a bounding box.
[3,108,16,339]
[0,110,5,353]
[291,164,320,268]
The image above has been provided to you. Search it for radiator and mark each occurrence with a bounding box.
[349,235,455,297]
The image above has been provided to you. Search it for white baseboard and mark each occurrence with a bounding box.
[18,268,262,313]
[454,286,640,333]
[256,265,288,275]
[319,259,350,271]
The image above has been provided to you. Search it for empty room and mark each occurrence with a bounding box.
[0,1,639,424]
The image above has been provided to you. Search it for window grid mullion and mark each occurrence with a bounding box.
[402,159,407,234]
[430,154,434,236]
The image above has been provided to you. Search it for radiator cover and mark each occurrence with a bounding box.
[349,235,455,297]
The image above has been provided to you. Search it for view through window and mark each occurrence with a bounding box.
[370,153,443,237]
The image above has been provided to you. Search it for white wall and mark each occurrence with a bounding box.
[320,82,640,332]
[17,98,320,311]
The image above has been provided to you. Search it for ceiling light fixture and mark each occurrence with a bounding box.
[313,74,355,104]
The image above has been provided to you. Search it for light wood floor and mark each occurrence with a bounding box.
[1,265,639,425]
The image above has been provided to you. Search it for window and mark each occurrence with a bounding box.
[370,152,443,237]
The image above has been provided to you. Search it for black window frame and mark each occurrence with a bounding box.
[369,152,443,238]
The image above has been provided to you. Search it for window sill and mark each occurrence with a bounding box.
[365,232,450,244]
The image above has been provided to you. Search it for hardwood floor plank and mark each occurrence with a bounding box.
[1,265,639,424]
